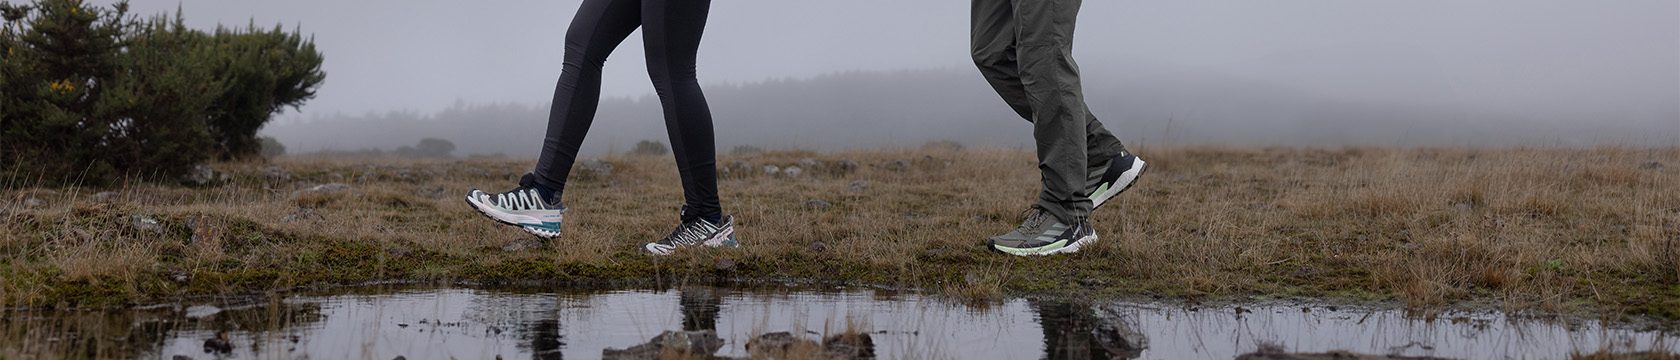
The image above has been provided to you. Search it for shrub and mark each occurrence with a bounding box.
[0,0,323,186]
[628,139,669,156]
[259,136,286,158]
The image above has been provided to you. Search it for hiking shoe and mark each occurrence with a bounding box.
[645,215,738,255]
[1088,151,1148,210]
[465,173,566,239]
[988,206,1097,256]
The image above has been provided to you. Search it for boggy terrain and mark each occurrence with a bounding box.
[1,146,1677,323]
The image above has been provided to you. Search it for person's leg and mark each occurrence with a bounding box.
[971,0,1031,122]
[1012,0,1094,225]
[641,0,720,223]
[530,0,644,196]
[973,0,1124,170]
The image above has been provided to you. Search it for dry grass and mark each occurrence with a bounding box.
[1,146,1677,321]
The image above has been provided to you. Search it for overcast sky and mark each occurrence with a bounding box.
[102,0,1676,134]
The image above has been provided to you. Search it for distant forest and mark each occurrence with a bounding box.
[263,68,1676,158]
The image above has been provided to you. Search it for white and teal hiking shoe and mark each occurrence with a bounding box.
[465,174,566,239]
[645,215,738,255]
[988,206,1097,256]
[1089,151,1147,210]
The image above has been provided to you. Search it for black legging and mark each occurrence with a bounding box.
[532,0,721,220]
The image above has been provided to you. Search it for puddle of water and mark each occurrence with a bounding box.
[2,286,1674,359]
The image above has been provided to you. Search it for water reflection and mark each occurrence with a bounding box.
[0,286,1673,359]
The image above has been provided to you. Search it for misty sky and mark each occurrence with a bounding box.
[103,0,1676,135]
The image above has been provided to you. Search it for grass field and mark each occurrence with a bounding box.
[2,145,1677,321]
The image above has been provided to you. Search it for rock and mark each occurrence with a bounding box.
[186,215,218,247]
[747,332,800,354]
[414,185,447,199]
[1092,307,1149,359]
[168,270,193,284]
[1454,203,1473,212]
[1640,160,1664,170]
[288,183,360,202]
[782,166,803,178]
[714,259,736,271]
[173,355,193,360]
[88,191,120,203]
[603,330,722,360]
[182,163,215,185]
[836,159,860,174]
[847,180,868,191]
[964,272,984,285]
[385,248,413,259]
[823,332,875,359]
[22,197,45,208]
[810,241,828,252]
[579,159,613,179]
[281,207,325,223]
[879,160,911,172]
[1236,344,1452,360]
[262,166,291,182]
[804,200,833,209]
[503,237,544,252]
[763,165,781,176]
[798,158,823,169]
[184,305,221,319]
[131,214,164,234]
[730,160,754,172]
[202,331,233,354]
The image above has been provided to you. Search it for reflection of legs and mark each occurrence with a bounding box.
[526,318,564,360]
[642,0,722,222]
[679,288,721,332]
[1032,301,1113,360]
[531,0,643,193]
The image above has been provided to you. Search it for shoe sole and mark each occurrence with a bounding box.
[1092,158,1148,211]
[645,222,739,255]
[463,192,563,239]
[990,233,1098,256]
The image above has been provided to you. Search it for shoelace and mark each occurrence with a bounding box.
[495,188,544,211]
[663,219,713,246]
[1016,207,1050,233]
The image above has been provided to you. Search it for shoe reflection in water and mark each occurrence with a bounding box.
[1034,301,1148,360]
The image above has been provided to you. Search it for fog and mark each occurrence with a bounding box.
[106,0,1678,152]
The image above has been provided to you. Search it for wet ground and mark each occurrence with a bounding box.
[3,285,1675,359]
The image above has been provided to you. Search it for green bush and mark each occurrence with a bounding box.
[259,136,286,158]
[628,139,668,156]
[0,0,323,186]
[395,138,454,158]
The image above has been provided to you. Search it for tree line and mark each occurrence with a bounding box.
[0,0,324,187]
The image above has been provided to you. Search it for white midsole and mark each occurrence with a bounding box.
[1033,234,1097,256]
[466,194,560,226]
[1093,157,1146,208]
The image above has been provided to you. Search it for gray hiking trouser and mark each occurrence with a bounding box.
[972,0,1127,224]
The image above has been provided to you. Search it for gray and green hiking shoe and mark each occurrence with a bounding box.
[988,206,1098,256]
[465,174,567,239]
[645,215,738,255]
[1088,151,1147,210]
